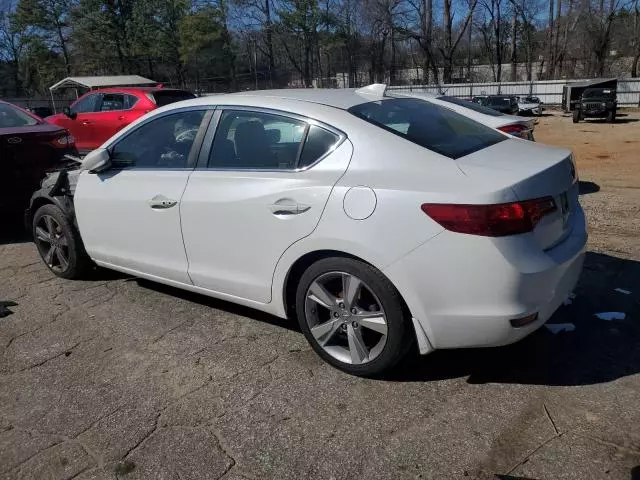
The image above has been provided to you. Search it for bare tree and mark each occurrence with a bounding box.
[632,0,640,76]
[439,0,478,83]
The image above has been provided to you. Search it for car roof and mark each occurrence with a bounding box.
[224,86,402,109]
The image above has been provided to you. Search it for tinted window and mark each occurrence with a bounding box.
[0,103,40,127]
[438,95,504,117]
[487,96,513,106]
[209,110,306,169]
[348,98,505,159]
[72,94,101,113]
[151,90,196,107]
[299,125,340,168]
[110,110,205,169]
[125,94,139,109]
[100,94,126,111]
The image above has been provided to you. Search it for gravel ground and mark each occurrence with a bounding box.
[1,112,639,480]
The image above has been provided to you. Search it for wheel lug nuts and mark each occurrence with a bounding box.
[341,323,348,331]
[351,308,357,314]
[338,302,345,309]
[351,321,359,328]
[333,311,339,318]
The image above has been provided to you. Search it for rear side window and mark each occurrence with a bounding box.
[299,125,340,168]
[100,94,125,111]
[209,110,340,170]
[348,98,505,159]
[438,95,504,117]
[150,90,196,107]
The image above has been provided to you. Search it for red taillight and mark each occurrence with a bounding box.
[49,133,75,148]
[498,124,529,139]
[421,197,557,237]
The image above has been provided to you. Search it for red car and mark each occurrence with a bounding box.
[1,101,77,217]
[46,87,195,154]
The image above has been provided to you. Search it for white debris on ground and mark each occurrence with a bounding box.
[545,323,576,334]
[594,312,626,321]
[614,288,631,295]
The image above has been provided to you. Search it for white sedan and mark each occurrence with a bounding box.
[28,84,586,376]
[394,91,536,140]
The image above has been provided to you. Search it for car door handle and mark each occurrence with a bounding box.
[269,200,311,215]
[117,115,126,121]
[148,195,178,209]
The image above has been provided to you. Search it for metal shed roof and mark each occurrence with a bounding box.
[569,78,618,88]
[50,75,157,91]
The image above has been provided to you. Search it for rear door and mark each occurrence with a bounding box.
[180,107,351,303]
[75,107,212,283]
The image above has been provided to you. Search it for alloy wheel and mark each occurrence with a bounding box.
[34,215,70,273]
[304,271,388,365]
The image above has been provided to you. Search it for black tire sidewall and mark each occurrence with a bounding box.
[295,257,410,376]
[32,204,89,279]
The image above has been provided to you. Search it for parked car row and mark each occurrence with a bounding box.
[472,94,544,116]
[25,84,586,376]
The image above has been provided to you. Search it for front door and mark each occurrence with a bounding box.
[57,93,103,153]
[74,108,210,283]
[180,108,351,303]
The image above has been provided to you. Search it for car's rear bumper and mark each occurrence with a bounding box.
[384,206,587,351]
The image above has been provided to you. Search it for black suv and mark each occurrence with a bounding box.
[573,88,617,123]
[484,95,519,115]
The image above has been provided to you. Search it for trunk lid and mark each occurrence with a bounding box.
[457,138,578,250]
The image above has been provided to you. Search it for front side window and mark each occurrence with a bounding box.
[110,110,206,169]
[349,98,505,159]
[72,94,101,114]
[208,110,340,170]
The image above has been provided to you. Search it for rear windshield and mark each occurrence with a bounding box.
[348,98,505,159]
[150,90,196,106]
[438,95,504,117]
[487,96,514,105]
[0,103,40,128]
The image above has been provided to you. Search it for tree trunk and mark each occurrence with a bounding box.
[265,0,276,86]
[546,0,554,79]
[467,7,473,81]
[510,10,517,81]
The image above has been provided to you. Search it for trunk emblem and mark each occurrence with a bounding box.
[7,137,22,144]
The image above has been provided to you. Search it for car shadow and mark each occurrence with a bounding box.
[578,180,600,195]
[582,118,639,124]
[383,251,640,386]
[133,278,300,333]
[0,223,30,246]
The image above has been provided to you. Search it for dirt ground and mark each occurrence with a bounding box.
[535,110,640,258]
[1,112,639,480]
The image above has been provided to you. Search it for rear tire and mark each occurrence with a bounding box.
[295,257,413,377]
[32,204,92,279]
[572,109,581,123]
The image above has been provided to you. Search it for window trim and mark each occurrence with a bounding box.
[196,105,346,172]
[105,106,214,171]
[97,93,140,112]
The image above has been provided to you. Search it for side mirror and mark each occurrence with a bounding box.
[81,148,112,173]
[63,106,77,119]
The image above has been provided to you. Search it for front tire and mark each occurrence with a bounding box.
[32,204,92,279]
[607,109,616,123]
[572,109,581,123]
[295,257,412,376]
